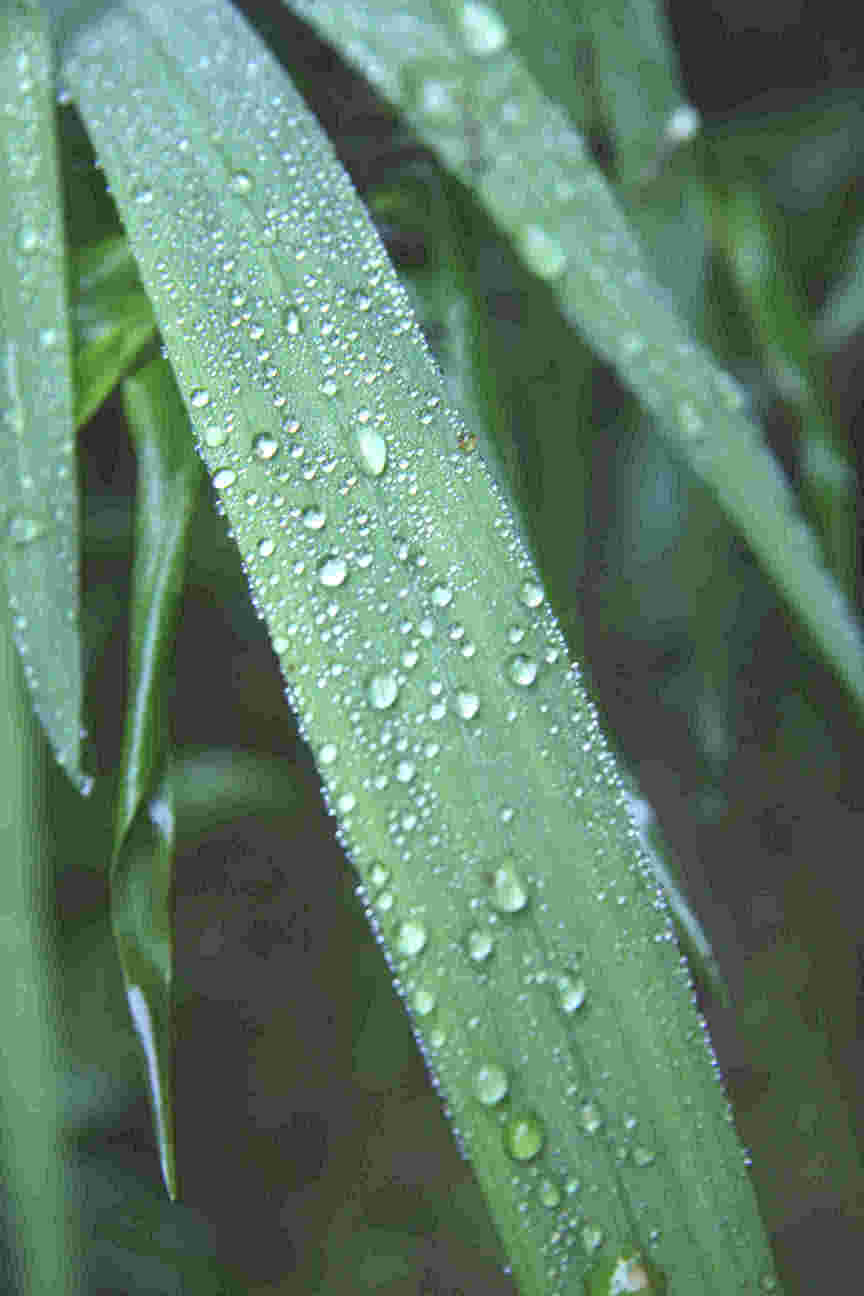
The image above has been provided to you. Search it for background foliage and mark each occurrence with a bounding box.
[2,1,862,1293]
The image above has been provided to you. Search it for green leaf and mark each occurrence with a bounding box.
[72,234,158,428]
[821,221,864,346]
[0,0,84,789]
[111,356,204,1201]
[285,0,864,717]
[63,2,783,1291]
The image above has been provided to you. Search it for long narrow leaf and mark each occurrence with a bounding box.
[63,2,782,1292]
[285,0,864,716]
[111,356,204,1201]
[0,0,84,788]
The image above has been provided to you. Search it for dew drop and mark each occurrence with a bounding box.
[204,424,230,448]
[7,514,47,545]
[582,1224,605,1255]
[132,184,154,205]
[213,468,236,489]
[466,927,494,962]
[473,1063,509,1106]
[354,425,387,477]
[508,654,538,687]
[395,919,428,957]
[580,1101,603,1134]
[518,225,568,280]
[283,305,302,336]
[257,537,275,558]
[190,387,211,409]
[460,1,510,55]
[252,432,279,461]
[318,555,348,587]
[456,690,480,719]
[632,1145,655,1168]
[413,987,437,1016]
[506,1113,544,1161]
[538,1179,561,1208]
[228,169,253,195]
[367,671,399,710]
[490,865,528,913]
[557,973,586,1015]
[395,759,416,783]
[302,506,326,530]
[337,792,356,814]
[320,743,338,765]
[519,579,544,608]
[370,863,390,888]
[431,583,452,608]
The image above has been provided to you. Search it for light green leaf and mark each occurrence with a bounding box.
[0,0,84,788]
[63,2,782,1291]
[111,356,204,1201]
[285,0,864,716]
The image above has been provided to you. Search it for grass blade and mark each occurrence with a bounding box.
[63,2,782,1291]
[0,0,84,788]
[111,356,204,1201]
[285,0,864,715]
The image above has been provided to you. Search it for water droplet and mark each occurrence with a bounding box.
[370,863,390,888]
[466,927,494,962]
[257,537,275,558]
[429,1026,447,1048]
[17,228,39,254]
[252,432,279,460]
[508,654,538,687]
[506,1113,544,1161]
[132,184,154,205]
[580,1101,603,1134]
[456,690,480,719]
[283,305,302,336]
[632,1145,655,1168]
[320,743,338,765]
[204,424,230,448]
[538,1179,560,1208]
[413,987,437,1016]
[367,671,399,710]
[665,103,701,144]
[518,225,568,280]
[190,387,211,408]
[556,973,586,1015]
[582,1224,605,1255]
[321,377,339,397]
[354,425,387,477]
[228,169,253,195]
[519,579,544,608]
[431,583,452,608]
[460,1,509,56]
[318,555,348,587]
[337,792,356,814]
[7,514,47,545]
[213,468,236,489]
[396,919,428,957]
[473,1063,509,1105]
[395,759,416,783]
[490,865,528,913]
[302,506,326,530]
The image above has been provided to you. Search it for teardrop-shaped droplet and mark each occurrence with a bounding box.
[474,1063,509,1106]
[506,1113,544,1162]
[490,865,528,913]
[354,425,387,477]
[395,918,427,957]
[366,671,399,710]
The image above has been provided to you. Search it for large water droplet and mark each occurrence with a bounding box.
[506,1113,544,1161]
[456,690,480,719]
[204,423,230,448]
[213,468,236,489]
[318,555,348,587]
[302,506,326,530]
[367,671,399,709]
[396,918,428,957]
[460,1,510,55]
[490,864,528,913]
[473,1063,509,1106]
[354,425,387,476]
[252,432,279,461]
[190,387,211,408]
[508,654,538,687]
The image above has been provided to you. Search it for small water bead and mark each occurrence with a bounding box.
[473,1063,509,1106]
[318,555,348,588]
[228,169,253,195]
[257,537,275,558]
[429,1026,447,1048]
[319,743,338,765]
[252,432,279,460]
[213,468,237,489]
[508,654,538,687]
[582,1225,605,1255]
[460,1,509,55]
[565,1176,581,1196]
[396,919,428,957]
[519,579,544,608]
[456,690,480,720]
[321,378,339,398]
[506,1113,544,1162]
[557,973,586,1015]
[302,506,326,530]
[580,1101,603,1134]
[377,890,394,912]
[204,424,230,448]
[7,514,47,545]
[431,583,453,608]
[508,625,525,645]
[518,225,568,280]
[395,760,416,783]
[538,1179,561,1208]
[490,865,528,913]
[631,1145,655,1168]
[413,987,437,1016]
[354,425,387,476]
[190,387,211,409]
[337,792,356,814]
[367,671,399,710]
[283,305,302,336]
[466,927,494,961]
[370,863,390,888]
[132,184,154,205]
[272,636,290,655]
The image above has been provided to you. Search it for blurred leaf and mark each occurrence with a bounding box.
[0,0,84,789]
[286,0,864,720]
[111,356,204,1201]
[72,234,158,428]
